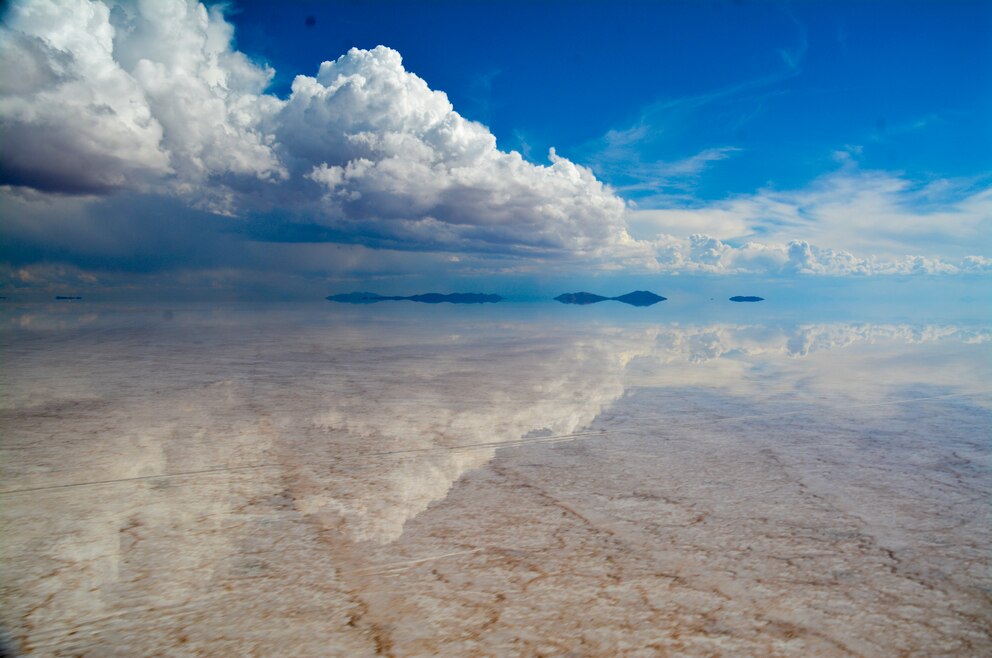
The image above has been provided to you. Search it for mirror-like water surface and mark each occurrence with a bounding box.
[1,303,990,656]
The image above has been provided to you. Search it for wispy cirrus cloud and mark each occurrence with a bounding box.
[575,5,813,204]
[588,142,741,196]
[576,32,804,200]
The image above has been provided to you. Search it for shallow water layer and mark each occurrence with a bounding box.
[1,303,990,656]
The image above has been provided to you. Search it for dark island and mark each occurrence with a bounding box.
[613,291,667,306]
[729,296,764,302]
[555,290,667,307]
[554,292,609,305]
[327,292,503,304]
[55,296,83,300]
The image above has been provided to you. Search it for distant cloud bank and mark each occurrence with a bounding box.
[0,0,988,290]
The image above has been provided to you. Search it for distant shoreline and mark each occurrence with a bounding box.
[325,291,771,306]
[327,292,503,304]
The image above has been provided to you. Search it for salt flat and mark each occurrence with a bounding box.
[1,303,989,656]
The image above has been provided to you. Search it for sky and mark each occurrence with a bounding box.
[0,0,990,299]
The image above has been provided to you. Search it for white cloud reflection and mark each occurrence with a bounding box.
[2,308,987,546]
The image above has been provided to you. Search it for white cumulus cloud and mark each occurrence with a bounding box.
[0,0,285,204]
[646,233,987,276]
[0,2,635,257]
[280,45,633,257]
[628,168,992,269]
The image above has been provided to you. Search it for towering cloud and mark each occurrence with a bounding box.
[0,0,285,200]
[281,46,633,256]
[0,0,170,193]
[0,0,635,258]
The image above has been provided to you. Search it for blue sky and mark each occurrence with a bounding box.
[230,0,992,197]
[0,0,990,298]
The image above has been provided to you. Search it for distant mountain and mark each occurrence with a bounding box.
[401,293,503,304]
[554,292,609,305]
[326,292,503,304]
[325,292,389,304]
[55,296,82,300]
[612,291,667,307]
[555,290,667,307]
[729,296,764,302]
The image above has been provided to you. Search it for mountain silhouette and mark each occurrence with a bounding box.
[554,292,609,305]
[327,292,503,304]
[729,296,764,302]
[612,291,667,306]
[555,291,666,307]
